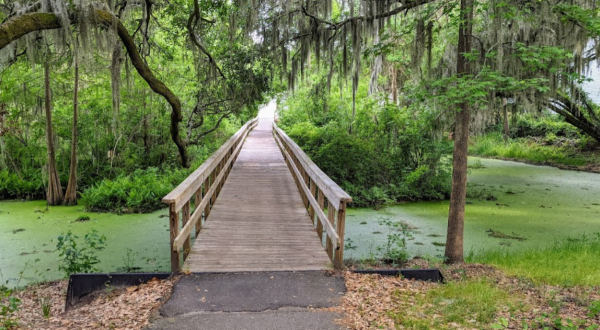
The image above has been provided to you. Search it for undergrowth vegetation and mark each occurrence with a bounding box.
[278,77,452,207]
[470,115,600,168]
[0,120,239,213]
[468,233,600,286]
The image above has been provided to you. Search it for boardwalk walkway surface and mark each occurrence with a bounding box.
[183,102,332,272]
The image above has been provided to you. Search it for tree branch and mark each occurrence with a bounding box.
[0,10,191,167]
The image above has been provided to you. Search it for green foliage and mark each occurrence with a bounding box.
[588,300,600,319]
[377,219,411,264]
[280,75,452,207]
[80,167,186,213]
[469,234,600,286]
[511,115,582,140]
[0,170,44,200]
[470,132,596,167]
[39,295,51,319]
[55,229,107,277]
[0,286,20,330]
[389,278,513,328]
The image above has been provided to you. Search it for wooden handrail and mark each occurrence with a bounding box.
[272,123,352,269]
[163,118,259,272]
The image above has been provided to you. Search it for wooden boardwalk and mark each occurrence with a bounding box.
[183,104,332,272]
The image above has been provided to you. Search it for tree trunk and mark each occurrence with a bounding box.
[445,0,474,264]
[64,59,79,206]
[502,98,509,141]
[111,42,124,139]
[44,61,64,206]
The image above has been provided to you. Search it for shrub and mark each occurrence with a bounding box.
[55,229,107,277]
[281,105,452,207]
[80,167,187,213]
[0,170,44,200]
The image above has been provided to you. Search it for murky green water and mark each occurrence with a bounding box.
[2,157,599,287]
[0,201,170,287]
[344,157,600,260]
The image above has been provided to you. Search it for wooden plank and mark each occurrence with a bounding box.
[163,119,258,210]
[273,129,339,249]
[180,109,331,273]
[172,131,250,251]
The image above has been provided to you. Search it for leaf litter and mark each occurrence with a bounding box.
[332,263,599,329]
[10,276,175,329]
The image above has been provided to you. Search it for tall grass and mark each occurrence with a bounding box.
[468,234,600,286]
[470,132,593,167]
[389,278,515,329]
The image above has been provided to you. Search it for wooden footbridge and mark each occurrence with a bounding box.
[163,102,352,272]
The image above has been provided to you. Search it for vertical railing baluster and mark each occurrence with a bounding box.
[210,170,216,209]
[203,177,211,220]
[317,188,324,240]
[169,204,180,273]
[309,179,316,225]
[326,203,335,260]
[302,170,310,209]
[195,185,202,236]
[182,201,191,259]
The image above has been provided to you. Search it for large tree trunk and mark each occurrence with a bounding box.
[502,98,509,140]
[44,61,64,206]
[445,0,474,264]
[63,59,79,206]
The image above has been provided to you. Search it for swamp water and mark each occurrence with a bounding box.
[1,157,599,286]
[344,157,600,260]
[0,201,170,287]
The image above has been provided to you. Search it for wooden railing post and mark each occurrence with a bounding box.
[308,179,316,225]
[195,187,202,236]
[182,201,191,259]
[317,188,324,240]
[169,203,181,273]
[203,177,211,219]
[334,201,346,269]
[210,170,216,207]
[326,204,335,260]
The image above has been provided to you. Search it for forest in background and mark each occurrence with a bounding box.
[0,0,270,212]
[1,0,600,262]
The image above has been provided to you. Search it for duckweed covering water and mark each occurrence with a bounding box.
[0,201,170,288]
[2,158,599,286]
[344,157,600,260]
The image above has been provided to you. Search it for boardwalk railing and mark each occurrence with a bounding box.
[272,123,353,269]
[163,118,259,272]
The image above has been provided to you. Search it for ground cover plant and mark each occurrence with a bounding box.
[338,234,600,329]
[469,234,600,287]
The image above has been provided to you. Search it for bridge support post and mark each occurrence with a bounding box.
[169,204,181,273]
[334,201,347,270]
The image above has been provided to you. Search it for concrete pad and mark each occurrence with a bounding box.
[160,271,346,316]
[147,310,345,330]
